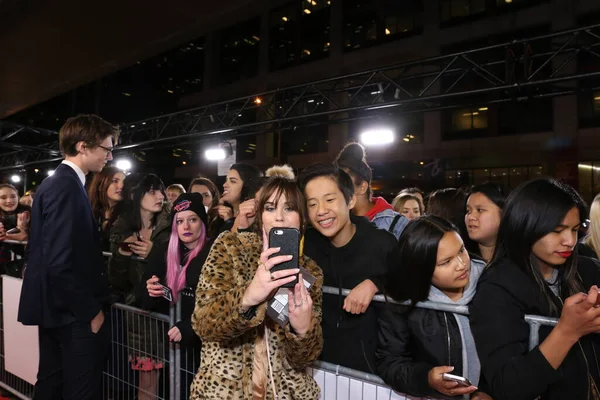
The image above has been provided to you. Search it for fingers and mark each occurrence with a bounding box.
[264,254,293,269]
[566,292,589,306]
[269,268,300,281]
[262,228,269,251]
[449,386,478,395]
[260,247,281,263]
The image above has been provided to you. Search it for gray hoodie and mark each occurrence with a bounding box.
[427,259,485,390]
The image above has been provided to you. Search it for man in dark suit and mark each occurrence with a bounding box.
[18,114,120,400]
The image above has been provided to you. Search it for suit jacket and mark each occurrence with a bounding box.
[18,163,109,328]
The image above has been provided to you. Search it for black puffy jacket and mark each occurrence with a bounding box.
[470,256,600,400]
[376,303,464,399]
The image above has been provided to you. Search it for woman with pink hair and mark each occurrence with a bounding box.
[141,193,211,398]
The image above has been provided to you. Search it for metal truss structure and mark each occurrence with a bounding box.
[1,23,600,171]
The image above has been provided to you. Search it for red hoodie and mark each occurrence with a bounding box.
[364,197,394,221]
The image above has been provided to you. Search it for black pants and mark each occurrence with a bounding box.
[33,318,110,400]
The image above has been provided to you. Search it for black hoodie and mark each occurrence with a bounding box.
[304,214,397,373]
[470,256,600,400]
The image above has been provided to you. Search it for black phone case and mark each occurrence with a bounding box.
[268,227,300,288]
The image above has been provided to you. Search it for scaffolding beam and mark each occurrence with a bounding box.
[1,23,600,170]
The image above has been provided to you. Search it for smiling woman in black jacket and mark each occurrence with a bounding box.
[470,178,600,400]
[376,216,489,400]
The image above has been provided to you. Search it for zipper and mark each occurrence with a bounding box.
[443,312,451,366]
[576,341,591,400]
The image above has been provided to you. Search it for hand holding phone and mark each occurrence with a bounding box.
[428,366,477,397]
[268,228,300,288]
[442,373,473,387]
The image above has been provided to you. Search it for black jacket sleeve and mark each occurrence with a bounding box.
[139,242,169,312]
[469,280,561,400]
[375,304,435,397]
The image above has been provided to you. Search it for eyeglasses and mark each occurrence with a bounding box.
[97,144,114,155]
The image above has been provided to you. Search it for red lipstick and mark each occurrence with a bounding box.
[556,251,572,258]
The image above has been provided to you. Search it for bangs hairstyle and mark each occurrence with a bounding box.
[256,177,307,235]
[492,178,586,315]
[392,194,424,214]
[469,182,506,210]
[59,114,120,157]
[386,216,459,305]
[127,174,168,231]
[166,211,207,303]
[298,163,355,205]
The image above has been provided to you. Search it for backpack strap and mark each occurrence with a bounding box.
[388,214,401,233]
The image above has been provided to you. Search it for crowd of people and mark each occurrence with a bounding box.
[3,114,600,400]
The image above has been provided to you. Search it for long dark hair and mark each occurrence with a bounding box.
[491,178,586,314]
[386,216,459,305]
[122,174,168,231]
[335,142,373,198]
[88,167,123,229]
[230,163,264,202]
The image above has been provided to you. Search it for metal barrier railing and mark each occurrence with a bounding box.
[0,239,560,399]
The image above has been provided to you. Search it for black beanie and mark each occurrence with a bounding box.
[171,193,208,227]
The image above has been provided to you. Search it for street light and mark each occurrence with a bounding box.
[10,175,21,183]
[115,159,132,172]
[360,128,394,146]
[47,170,55,177]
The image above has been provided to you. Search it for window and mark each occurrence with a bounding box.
[440,0,486,24]
[443,107,489,138]
[299,0,331,63]
[269,1,330,71]
[343,0,422,52]
[219,18,261,84]
[269,3,299,70]
[498,98,552,135]
[281,124,329,155]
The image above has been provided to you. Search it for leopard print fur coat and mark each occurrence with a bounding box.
[190,231,324,399]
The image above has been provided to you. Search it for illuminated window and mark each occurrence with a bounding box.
[440,0,486,23]
[452,108,489,131]
[269,1,330,71]
[343,0,422,52]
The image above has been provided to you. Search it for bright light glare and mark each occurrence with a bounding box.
[205,148,226,161]
[10,175,21,183]
[116,159,132,171]
[360,129,394,146]
[47,170,55,177]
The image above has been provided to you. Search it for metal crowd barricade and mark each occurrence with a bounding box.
[0,239,561,400]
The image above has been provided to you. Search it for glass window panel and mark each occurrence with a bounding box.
[473,169,490,185]
[446,171,457,187]
[508,167,527,189]
[490,168,509,188]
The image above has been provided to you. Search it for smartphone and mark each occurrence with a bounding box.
[119,242,131,251]
[155,283,173,302]
[268,227,300,288]
[442,373,472,387]
[6,228,20,234]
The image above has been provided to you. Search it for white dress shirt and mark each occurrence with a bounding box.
[61,160,86,187]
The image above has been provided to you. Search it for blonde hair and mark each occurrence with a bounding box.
[265,164,295,180]
[392,193,424,215]
[583,193,600,259]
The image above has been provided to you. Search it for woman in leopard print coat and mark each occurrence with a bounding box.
[191,177,323,400]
